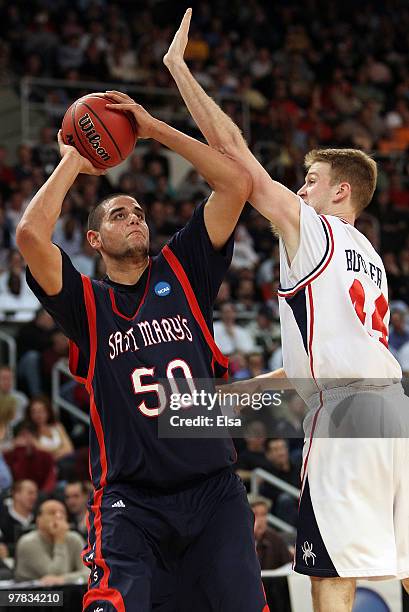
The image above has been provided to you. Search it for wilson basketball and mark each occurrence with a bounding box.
[61,94,137,169]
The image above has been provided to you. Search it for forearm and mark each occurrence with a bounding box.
[167,61,245,152]
[166,61,280,211]
[150,118,250,194]
[17,153,81,241]
[256,368,293,389]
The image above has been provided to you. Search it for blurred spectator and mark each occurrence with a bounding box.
[106,33,138,81]
[0,366,28,429]
[41,330,69,392]
[261,439,300,526]
[5,190,25,241]
[14,145,35,181]
[236,421,272,479]
[249,494,292,568]
[231,224,259,271]
[0,208,13,269]
[53,216,82,258]
[389,310,409,354]
[4,422,56,492]
[0,479,38,555]
[24,396,74,479]
[214,302,256,355]
[235,278,258,316]
[234,352,268,381]
[143,141,170,178]
[17,308,56,396]
[0,250,39,321]
[32,127,60,176]
[0,396,15,495]
[64,481,88,539]
[249,494,292,612]
[176,170,210,201]
[72,237,98,276]
[247,305,280,358]
[0,145,15,191]
[399,341,409,376]
[15,498,89,584]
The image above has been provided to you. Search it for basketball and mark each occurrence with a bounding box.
[61,93,137,169]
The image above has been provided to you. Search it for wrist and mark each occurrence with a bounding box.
[61,150,82,172]
[148,118,164,139]
[165,58,187,73]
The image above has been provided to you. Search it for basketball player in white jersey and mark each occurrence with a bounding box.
[162,10,409,611]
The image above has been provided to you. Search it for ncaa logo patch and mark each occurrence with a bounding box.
[155,281,171,297]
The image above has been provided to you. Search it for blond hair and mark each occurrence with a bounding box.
[0,395,16,427]
[304,148,377,213]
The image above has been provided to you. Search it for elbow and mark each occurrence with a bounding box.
[15,221,31,248]
[227,164,253,202]
[15,221,40,253]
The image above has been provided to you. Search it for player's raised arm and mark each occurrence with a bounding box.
[104,92,252,249]
[16,133,105,296]
[164,9,300,260]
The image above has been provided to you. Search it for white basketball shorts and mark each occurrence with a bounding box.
[294,383,409,579]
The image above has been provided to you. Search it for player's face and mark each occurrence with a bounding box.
[92,196,149,260]
[297,162,339,213]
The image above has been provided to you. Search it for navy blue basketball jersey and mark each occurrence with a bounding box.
[27,202,236,491]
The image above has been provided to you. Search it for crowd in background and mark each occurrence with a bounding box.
[0,1,408,601]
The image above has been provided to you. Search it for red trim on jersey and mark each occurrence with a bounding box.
[81,275,97,387]
[307,284,316,380]
[162,245,228,371]
[82,488,126,612]
[69,340,79,374]
[80,276,108,490]
[81,509,92,568]
[277,215,335,298]
[68,340,87,384]
[109,259,152,321]
[261,581,270,611]
[89,388,108,488]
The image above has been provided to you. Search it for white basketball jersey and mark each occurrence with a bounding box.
[278,198,402,400]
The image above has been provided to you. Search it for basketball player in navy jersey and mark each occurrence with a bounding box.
[16,101,270,610]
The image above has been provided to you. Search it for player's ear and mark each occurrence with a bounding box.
[334,181,351,202]
[87,229,101,250]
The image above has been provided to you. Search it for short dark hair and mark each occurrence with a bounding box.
[87,193,142,231]
[65,480,89,495]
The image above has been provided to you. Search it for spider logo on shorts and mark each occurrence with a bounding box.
[302,541,316,566]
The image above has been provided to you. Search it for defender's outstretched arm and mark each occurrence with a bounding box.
[164,9,300,260]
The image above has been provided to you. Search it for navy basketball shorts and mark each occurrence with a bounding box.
[82,469,269,612]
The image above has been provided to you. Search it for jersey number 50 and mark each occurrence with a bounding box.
[131,358,196,417]
[349,279,388,347]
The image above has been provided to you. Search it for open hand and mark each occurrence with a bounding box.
[57,130,106,176]
[163,8,192,69]
[104,91,157,139]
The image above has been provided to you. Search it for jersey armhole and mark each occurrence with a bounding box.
[68,275,97,389]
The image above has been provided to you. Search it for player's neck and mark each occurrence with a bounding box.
[105,257,150,285]
[333,212,356,225]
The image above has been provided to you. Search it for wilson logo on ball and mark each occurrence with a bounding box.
[78,113,111,162]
